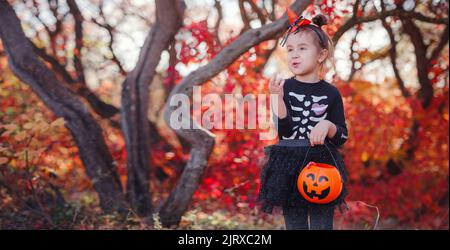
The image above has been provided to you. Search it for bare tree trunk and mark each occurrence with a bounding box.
[401,17,448,159]
[120,0,185,216]
[402,19,434,108]
[159,0,313,227]
[0,0,127,212]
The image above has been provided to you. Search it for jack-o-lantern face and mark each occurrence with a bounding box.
[297,161,343,204]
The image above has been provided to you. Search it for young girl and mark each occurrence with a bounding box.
[257,10,349,230]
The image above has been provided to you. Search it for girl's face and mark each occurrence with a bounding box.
[285,30,327,76]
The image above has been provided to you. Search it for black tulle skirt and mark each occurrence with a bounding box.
[256,139,348,214]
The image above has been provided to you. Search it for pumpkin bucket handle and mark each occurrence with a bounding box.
[300,142,339,169]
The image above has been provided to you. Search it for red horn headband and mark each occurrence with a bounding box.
[280,8,325,48]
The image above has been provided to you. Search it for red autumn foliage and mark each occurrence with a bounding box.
[0,1,448,229]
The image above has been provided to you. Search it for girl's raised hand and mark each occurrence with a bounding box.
[268,74,285,98]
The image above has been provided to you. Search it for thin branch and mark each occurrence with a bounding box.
[380,0,410,98]
[91,1,127,75]
[244,0,267,25]
[213,0,223,48]
[238,0,251,34]
[67,0,86,84]
[429,24,450,63]
[333,8,449,45]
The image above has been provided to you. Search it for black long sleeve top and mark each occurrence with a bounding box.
[273,77,348,147]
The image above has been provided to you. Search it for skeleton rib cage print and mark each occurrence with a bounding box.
[275,77,349,147]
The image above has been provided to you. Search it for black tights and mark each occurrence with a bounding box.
[282,205,335,230]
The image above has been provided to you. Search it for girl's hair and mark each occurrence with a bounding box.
[292,14,335,76]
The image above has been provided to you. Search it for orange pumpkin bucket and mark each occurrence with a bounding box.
[296,143,343,204]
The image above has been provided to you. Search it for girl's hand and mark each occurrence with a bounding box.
[268,74,288,119]
[268,73,285,99]
[309,120,333,146]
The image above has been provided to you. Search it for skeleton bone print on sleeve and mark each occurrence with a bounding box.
[278,78,349,146]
